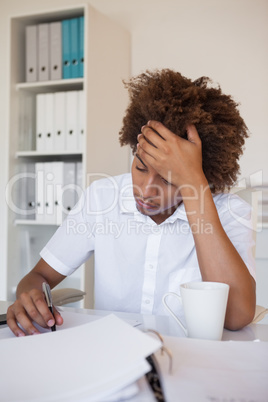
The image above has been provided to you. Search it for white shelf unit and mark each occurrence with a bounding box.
[5,4,130,306]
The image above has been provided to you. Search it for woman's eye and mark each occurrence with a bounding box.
[162,178,171,185]
[136,166,147,172]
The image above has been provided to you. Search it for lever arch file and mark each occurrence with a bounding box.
[35,162,45,221]
[78,90,85,150]
[70,18,79,78]
[54,91,66,151]
[26,25,38,82]
[18,163,36,220]
[44,93,54,151]
[50,22,62,80]
[44,162,54,222]
[36,93,46,151]
[62,162,77,220]
[38,23,50,81]
[66,91,79,150]
[78,16,84,77]
[34,161,79,224]
[62,19,71,79]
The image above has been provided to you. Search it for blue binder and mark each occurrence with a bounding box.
[70,18,79,78]
[62,19,71,79]
[78,16,84,78]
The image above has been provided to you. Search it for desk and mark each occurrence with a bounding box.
[2,301,268,341]
[57,305,268,342]
[1,302,268,402]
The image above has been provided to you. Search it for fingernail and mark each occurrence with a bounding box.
[17,332,25,337]
[48,319,54,327]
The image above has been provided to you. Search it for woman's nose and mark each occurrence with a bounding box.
[142,176,159,199]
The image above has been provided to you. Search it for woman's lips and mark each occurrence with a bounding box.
[135,197,159,210]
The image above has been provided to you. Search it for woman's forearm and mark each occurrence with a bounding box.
[181,181,256,330]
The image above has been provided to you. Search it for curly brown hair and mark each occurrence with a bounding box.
[119,69,249,193]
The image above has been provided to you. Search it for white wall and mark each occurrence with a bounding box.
[0,0,267,299]
[130,0,268,187]
[88,0,268,184]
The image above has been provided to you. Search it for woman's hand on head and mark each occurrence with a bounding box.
[137,120,206,189]
[6,288,63,337]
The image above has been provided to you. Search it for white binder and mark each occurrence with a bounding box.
[50,22,62,81]
[78,90,85,151]
[18,162,35,220]
[51,161,64,224]
[66,91,79,151]
[44,93,55,151]
[36,94,46,151]
[38,23,49,81]
[62,162,76,220]
[19,93,34,150]
[54,92,66,151]
[26,25,38,82]
[76,161,83,193]
[36,162,78,224]
[35,162,45,221]
[44,162,55,222]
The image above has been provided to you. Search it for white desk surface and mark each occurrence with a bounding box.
[55,305,268,341]
[1,300,268,341]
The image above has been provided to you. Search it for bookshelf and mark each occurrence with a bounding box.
[5,4,130,306]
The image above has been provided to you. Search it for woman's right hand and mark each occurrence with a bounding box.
[6,288,63,337]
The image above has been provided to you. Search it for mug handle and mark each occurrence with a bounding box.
[162,292,187,336]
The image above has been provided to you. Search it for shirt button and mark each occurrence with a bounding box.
[148,264,154,269]
[145,299,151,304]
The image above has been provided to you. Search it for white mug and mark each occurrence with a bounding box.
[162,281,229,341]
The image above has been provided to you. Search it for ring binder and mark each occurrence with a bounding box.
[38,23,49,81]
[50,22,62,80]
[26,25,38,82]
[144,329,173,402]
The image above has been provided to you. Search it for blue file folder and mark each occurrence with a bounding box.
[78,16,84,78]
[62,19,71,79]
[70,18,79,78]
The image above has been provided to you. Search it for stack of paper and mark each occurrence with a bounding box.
[0,314,161,402]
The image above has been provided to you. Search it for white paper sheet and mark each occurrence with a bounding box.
[0,314,161,402]
[0,310,141,340]
[153,336,268,402]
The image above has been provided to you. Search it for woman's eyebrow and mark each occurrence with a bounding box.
[135,153,147,168]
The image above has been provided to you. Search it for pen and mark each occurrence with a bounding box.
[42,282,56,332]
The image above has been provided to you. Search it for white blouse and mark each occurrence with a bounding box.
[40,173,256,317]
